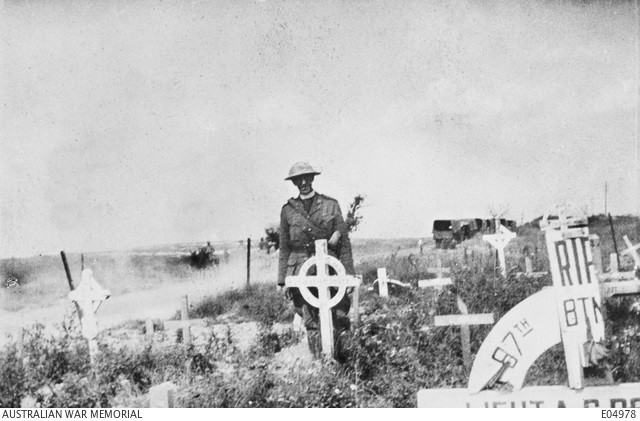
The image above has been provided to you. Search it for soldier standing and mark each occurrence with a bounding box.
[278,162,355,360]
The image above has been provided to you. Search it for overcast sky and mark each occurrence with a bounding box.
[2,0,639,257]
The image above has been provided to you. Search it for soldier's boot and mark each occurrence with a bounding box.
[307,329,322,360]
[333,329,350,363]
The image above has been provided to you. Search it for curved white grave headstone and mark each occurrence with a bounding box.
[467,287,560,392]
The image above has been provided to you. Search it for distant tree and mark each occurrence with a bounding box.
[488,203,511,220]
[346,195,366,233]
[265,225,280,251]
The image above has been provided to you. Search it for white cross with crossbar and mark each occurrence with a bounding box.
[622,235,640,268]
[483,224,516,276]
[68,269,110,360]
[372,268,410,297]
[285,240,360,357]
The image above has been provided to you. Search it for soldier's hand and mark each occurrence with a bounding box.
[279,286,293,300]
[328,230,341,247]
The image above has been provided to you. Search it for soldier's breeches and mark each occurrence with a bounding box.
[290,288,351,333]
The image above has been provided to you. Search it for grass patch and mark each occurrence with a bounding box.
[188,285,295,326]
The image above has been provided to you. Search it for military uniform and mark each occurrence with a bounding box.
[278,192,355,358]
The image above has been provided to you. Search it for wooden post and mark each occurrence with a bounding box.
[145,319,154,342]
[60,251,76,291]
[608,213,620,269]
[60,251,83,321]
[181,295,191,345]
[246,238,251,288]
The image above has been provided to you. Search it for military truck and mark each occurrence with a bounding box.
[432,218,517,249]
[432,220,454,249]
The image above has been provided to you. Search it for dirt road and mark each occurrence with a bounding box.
[0,254,277,343]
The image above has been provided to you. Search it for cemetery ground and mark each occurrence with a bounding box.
[1,217,639,408]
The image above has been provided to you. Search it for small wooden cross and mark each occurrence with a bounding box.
[433,297,494,369]
[426,256,450,279]
[483,224,516,276]
[372,268,410,297]
[418,274,453,327]
[420,256,452,290]
[423,297,494,369]
[164,295,209,345]
[622,235,640,268]
[68,269,110,361]
[285,240,361,357]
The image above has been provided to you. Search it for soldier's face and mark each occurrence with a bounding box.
[292,174,314,195]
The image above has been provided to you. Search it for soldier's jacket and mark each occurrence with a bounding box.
[278,193,355,285]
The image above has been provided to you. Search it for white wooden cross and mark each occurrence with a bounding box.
[372,268,410,297]
[426,256,450,280]
[622,235,640,269]
[541,206,605,390]
[483,224,516,276]
[68,269,110,361]
[285,240,361,357]
[433,296,494,369]
[419,256,452,290]
[418,266,453,327]
[163,295,208,345]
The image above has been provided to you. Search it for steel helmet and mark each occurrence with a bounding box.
[285,162,321,180]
